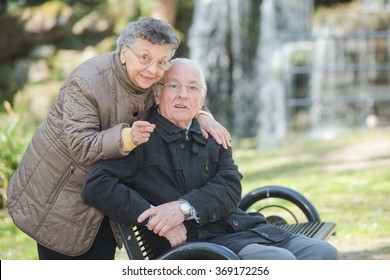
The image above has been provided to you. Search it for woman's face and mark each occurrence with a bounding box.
[120,39,171,89]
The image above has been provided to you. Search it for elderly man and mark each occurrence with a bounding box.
[82,58,339,259]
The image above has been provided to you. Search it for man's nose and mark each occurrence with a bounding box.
[177,85,189,97]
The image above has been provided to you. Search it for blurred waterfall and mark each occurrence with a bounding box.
[189,0,313,148]
[189,0,260,139]
[256,0,313,148]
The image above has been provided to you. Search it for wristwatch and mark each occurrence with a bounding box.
[178,199,192,220]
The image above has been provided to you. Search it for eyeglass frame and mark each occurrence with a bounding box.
[157,81,205,96]
[125,45,171,71]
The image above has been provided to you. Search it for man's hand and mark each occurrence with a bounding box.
[162,224,187,247]
[137,201,184,236]
[130,121,156,145]
[197,114,231,149]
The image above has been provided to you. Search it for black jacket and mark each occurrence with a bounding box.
[82,107,291,255]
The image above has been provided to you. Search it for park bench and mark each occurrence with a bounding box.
[118,185,336,260]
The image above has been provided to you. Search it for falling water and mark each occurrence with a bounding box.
[189,0,313,147]
[308,2,389,139]
[189,0,260,139]
[189,1,390,146]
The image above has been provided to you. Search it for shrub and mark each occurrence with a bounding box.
[0,101,38,208]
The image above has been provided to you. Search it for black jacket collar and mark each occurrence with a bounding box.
[148,107,207,146]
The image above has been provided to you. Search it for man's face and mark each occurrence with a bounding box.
[157,61,206,128]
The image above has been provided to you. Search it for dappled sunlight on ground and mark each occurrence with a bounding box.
[333,239,390,260]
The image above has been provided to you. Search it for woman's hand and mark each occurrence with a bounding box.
[130,121,156,145]
[197,114,231,149]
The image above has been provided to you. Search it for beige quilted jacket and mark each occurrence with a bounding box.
[7,52,155,256]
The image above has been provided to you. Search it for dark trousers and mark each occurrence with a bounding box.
[37,216,116,260]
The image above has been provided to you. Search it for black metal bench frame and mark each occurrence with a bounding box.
[118,185,336,260]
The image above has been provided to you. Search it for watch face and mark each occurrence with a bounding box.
[181,203,191,212]
[180,200,191,217]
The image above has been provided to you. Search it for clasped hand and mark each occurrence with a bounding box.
[137,201,187,247]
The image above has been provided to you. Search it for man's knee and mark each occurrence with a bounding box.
[300,240,340,260]
[238,244,297,260]
[320,242,340,260]
[280,235,340,260]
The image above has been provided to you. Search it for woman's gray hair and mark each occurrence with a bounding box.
[116,17,180,58]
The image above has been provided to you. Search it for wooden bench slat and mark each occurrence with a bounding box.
[276,222,336,240]
[118,224,145,260]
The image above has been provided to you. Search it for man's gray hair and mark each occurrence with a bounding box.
[116,17,180,58]
[169,58,207,92]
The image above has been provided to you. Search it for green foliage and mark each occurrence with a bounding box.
[3,0,108,18]
[0,101,39,207]
[0,208,38,259]
[137,0,154,17]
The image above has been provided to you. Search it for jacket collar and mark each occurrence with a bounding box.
[149,107,207,146]
[111,52,147,95]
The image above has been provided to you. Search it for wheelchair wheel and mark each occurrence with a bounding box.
[239,185,321,224]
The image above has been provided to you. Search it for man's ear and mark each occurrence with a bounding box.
[200,90,207,106]
[153,84,160,104]
[153,83,161,97]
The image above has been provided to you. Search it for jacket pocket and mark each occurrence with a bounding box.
[249,224,292,243]
[198,146,219,180]
[202,209,266,236]
[48,165,75,204]
[224,209,266,232]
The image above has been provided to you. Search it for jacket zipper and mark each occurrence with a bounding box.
[48,165,75,204]
[184,129,189,141]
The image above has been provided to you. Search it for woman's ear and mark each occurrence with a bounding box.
[120,45,127,65]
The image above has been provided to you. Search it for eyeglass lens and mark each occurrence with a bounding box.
[126,46,170,70]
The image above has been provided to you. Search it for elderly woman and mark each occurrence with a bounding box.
[82,58,339,260]
[7,17,229,260]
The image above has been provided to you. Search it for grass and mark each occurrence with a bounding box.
[235,127,390,259]
[1,126,389,260]
[0,209,38,259]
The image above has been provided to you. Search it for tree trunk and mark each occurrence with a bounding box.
[151,0,178,25]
